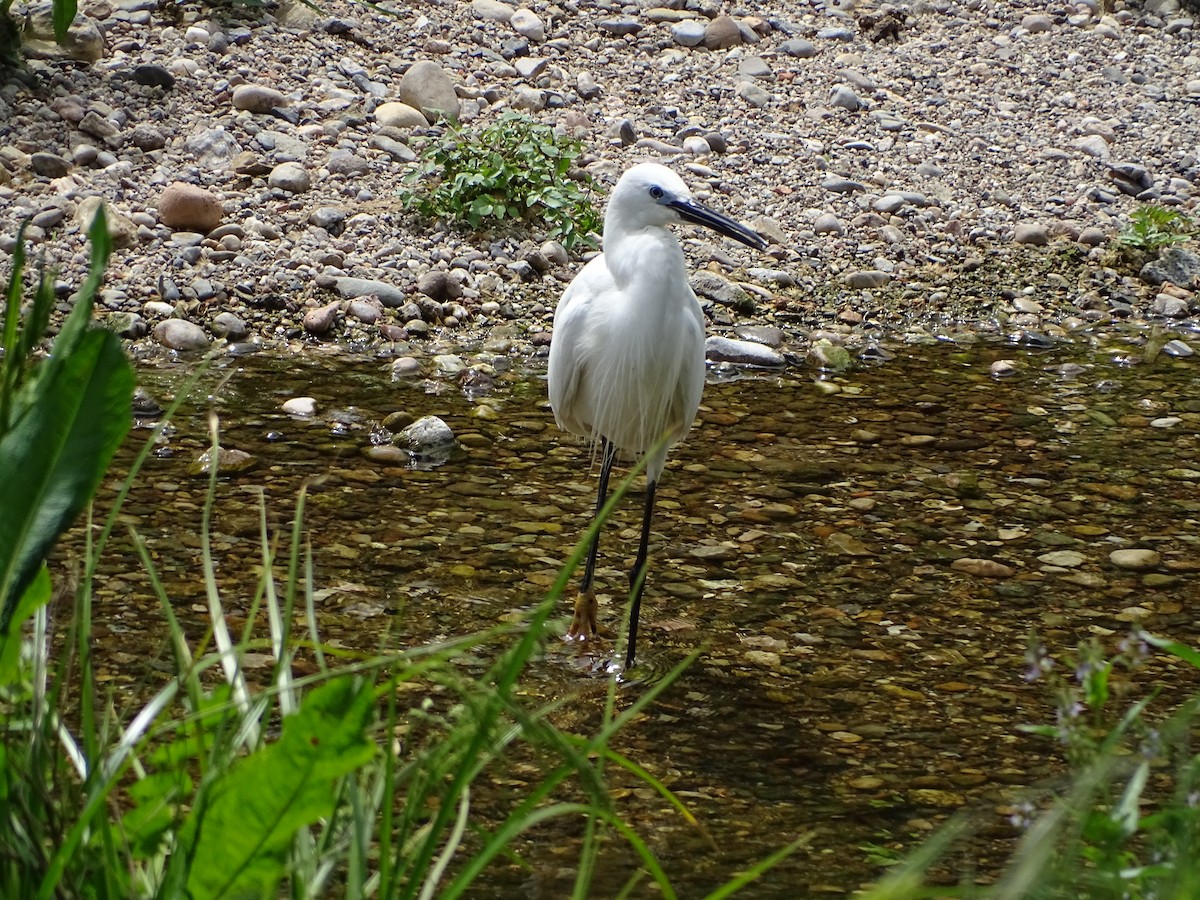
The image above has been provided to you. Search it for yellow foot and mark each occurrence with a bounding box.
[566,587,599,640]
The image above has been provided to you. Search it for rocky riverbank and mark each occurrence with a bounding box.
[1,0,1199,371]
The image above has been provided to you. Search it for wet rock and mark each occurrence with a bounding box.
[398,60,460,122]
[106,311,147,338]
[153,319,210,351]
[807,339,853,371]
[950,558,1015,578]
[1038,550,1086,568]
[133,64,175,89]
[157,182,223,232]
[393,415,457,457]
[1109,549,1161,570]
[705,336,784,367]
[189,447,255,475]
[282,397,317,416]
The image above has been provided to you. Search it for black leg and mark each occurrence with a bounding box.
[625,478,657,669]
[569,438,615,639]
[581,438,615,595]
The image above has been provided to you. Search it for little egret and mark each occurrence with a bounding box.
[547,162,767,669]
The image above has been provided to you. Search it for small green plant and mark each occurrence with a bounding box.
[1118,205,1194,252]
[402,111,602,250]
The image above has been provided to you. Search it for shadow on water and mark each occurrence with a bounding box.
[69,333,1200,895]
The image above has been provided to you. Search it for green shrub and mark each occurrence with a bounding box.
[1118,205,1194,252]
[402,111,602,251]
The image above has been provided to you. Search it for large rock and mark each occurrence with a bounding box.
[397,61,460,122]
[22,4,104,62]
[1140,247,1200,288]
[157,182,223,232]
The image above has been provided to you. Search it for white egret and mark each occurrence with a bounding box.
[547,162,767,669]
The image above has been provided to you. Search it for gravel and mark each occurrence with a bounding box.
[0,0,1198,361]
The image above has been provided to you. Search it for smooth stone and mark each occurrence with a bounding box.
[397,60,460,121]
[394,415,456,454]
[1014,223,1050,246]
[332,276,407,308]
[157,181,223,232]
[951,558,1015,578]
[704,336,784,367]
[471,0,513,22]
[153,318,210,351]
[704,15,743,49]
[691,271,754,314]
[282,397,317,416]
[830,85,861,111]
[780,38,816,58]
[1038,550,1086,568]
[1109,549,1161,570]
[814,213,844,235]
[303,302,341,335]
[210,311,248,340]
[375,101,427,127]
[510,8,545,42]
[267,162,311,193]
[844,270,892,289]
[75,197,138,248]
[31,152,71,177]
[232,84,287,113]
[735,81,772,108]
[807,339,853,371]
[671,20,706,46]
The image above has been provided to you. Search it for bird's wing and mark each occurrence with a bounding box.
[547,255,613,436]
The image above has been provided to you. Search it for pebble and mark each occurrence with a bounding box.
[951,558,1015,578]
[282,397,317,416]
[153,319,210,351]
[1109,549,1161,570]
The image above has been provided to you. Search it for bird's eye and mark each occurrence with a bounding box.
[648,186,664,200]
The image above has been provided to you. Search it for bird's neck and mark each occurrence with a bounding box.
[603,224,688,298]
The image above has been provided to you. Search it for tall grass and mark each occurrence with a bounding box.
[0,215,803,896]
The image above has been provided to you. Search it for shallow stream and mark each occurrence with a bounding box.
[70,329,1200,895]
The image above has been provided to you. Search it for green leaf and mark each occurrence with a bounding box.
[1143,632,1200,671]
[0,327,133,629]
[182,677,376,900]
[52,0,78,41]
[0,209,128,630]
[0,566,50,684]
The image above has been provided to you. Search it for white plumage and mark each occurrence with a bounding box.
[547,162,767,668]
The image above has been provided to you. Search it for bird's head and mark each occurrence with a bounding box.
[608,162,767,252]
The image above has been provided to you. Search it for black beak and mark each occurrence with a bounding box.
[669,198,768,252]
